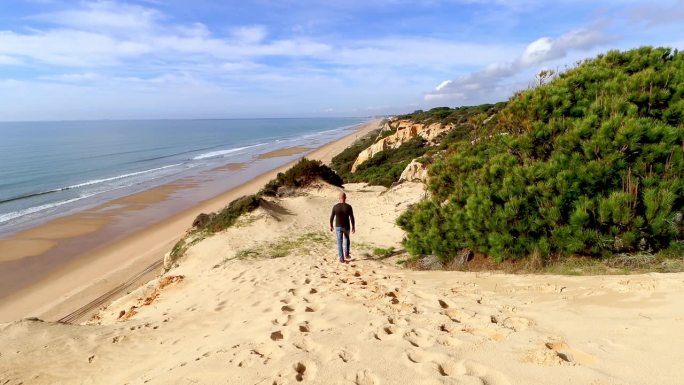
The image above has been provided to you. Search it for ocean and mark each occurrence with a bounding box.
[0,117,366,235]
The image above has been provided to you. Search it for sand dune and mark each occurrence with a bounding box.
[1,182,683,385]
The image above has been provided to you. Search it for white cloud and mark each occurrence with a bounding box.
[0,29,150,66]
[426,23,612,102]
[231,25,268,44]
[31,1,161,34]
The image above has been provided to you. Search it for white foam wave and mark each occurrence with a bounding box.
[0,193,98,224]
[65,163,183,190]
[193,143,266,160]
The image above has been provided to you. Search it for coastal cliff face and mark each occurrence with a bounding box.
[398,159,428,183]
[351,118,453,172]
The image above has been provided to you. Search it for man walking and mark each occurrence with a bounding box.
[329,192,355,263]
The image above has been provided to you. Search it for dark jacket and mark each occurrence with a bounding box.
[330,202,355,231]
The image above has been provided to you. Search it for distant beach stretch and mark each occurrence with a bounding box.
[0,118,378,322]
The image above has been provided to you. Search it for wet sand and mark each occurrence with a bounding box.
[257,146,311,159]
[0,120,381,322]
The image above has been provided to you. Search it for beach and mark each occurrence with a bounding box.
[1,179,682,384]
[0,119,382,323]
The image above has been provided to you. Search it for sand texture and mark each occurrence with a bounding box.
[1,181,683,385]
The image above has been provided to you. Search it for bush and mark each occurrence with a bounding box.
[201,195,262,233]
[399,46,684,263]
[260,158,343,196]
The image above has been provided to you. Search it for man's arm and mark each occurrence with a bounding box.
[329,207,335,231]
[350,206,355,233]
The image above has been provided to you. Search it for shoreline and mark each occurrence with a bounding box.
[0,119,381,323]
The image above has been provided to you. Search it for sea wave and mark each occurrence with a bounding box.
[65,163,183,189]
[192,143,266,160]
[0,193,98,224]
[0,163,183,205]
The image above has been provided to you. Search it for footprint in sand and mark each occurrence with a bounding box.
[501,316,532,332]
[214,300,227,312]
[298,321,311,333]
[270,331,284,341]
[293,361,316,382]
[273,314,292,326]
[337,348,357,363]
[434,360,466,377]
[405,349,425,363]
[403,329,432,348]
[385,291,400,305]
[544,340,594,365]
[292,337,314,352]
[354,369,379,385]
[387,315,409,326]
[461,360,513,385]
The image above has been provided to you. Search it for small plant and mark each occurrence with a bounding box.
[373,247,396,258]
[230,232,331,262]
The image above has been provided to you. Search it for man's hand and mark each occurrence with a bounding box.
[352,228,356,234]
[329,226,333,232]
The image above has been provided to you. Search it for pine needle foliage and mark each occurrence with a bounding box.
[398,47,684,262]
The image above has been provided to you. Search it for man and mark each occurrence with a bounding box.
[329,192,355,263]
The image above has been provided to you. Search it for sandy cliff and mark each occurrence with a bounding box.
[351,118,453,172]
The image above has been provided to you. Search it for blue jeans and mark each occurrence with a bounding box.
[335,227,350,261]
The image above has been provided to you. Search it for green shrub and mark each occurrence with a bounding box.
[202,195,262,233]
[261,158,343,196]
[399,46,684,263]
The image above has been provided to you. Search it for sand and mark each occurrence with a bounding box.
[0,120,381,323]
[1,180,683,385]
[258,146,312,160]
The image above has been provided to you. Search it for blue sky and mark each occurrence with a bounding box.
[0,0,683,120]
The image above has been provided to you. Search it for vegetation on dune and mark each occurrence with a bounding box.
[260,158,343,196]
[339,137,429,187]
[398,47,684,263]
[201,195,263,233]
[169,158,343,264]
[330,128,382,177]
[331,105,505,188]
[399,103,505,127]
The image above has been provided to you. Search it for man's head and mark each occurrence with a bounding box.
[339,192,346,203]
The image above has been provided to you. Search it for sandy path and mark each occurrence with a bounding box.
[1,182,682,385]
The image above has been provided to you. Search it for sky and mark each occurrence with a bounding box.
[0,0,683,121]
